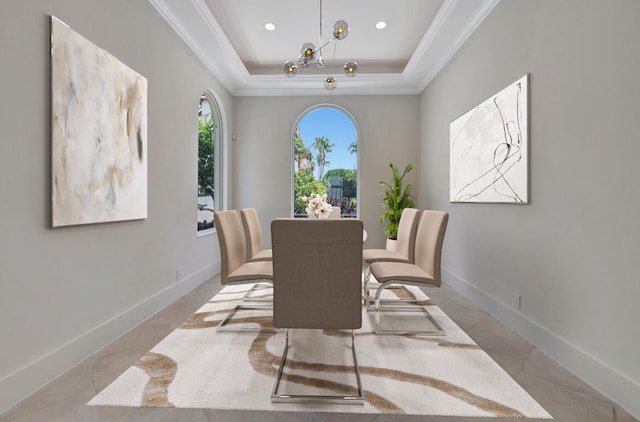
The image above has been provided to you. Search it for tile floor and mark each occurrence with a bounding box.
[1,276,637,422]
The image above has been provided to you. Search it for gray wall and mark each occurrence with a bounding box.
[418,0,640,417]
[0,0,231,412]
[233,95,420,249]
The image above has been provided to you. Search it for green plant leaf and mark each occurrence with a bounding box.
[379,162,415,239]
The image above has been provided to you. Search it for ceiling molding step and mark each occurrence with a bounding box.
[236,74,420,97]
[403,0,457,78]
[412,0,501,92]
[235,85,421,97]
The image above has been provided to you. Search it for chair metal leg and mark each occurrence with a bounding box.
[217,281,279,333]
[363,264,372,283]
[216,303,278,333]
[271,329,364,404]
[373,281,445,336]
[366,281,423,312]
[367,295,424,311]
[363,270,370,307]
[241,282,273,303]
[361,263,372,305]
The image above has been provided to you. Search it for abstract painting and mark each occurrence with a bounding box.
[51,16,147,227]
[450,75,528,203]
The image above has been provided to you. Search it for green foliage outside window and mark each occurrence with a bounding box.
[294,169,327,214]
[294,135,311,157]
[198,119,215,197]
[322,168,357,199]
[294,135,313,171]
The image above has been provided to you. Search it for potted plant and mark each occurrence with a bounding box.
[379,162,415,250]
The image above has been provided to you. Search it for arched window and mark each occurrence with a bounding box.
[197,91,223,233]
[292,105,359,218]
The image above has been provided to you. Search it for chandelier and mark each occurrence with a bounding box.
[283,0,358,90]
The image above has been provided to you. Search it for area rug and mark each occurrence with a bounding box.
[88,283,551,418]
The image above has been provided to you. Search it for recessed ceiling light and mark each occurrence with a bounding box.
[375,21,387,30]
[264,22,276,31]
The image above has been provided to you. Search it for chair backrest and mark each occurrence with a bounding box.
[271,219,363,329]
[414,210,449,287]
[329,206,341,219]
[395,208,421,262]
[240,208,264,260]
[214,210,247,285]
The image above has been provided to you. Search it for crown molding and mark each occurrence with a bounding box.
[148,0,245,91]
[410,0,501,92]
[148,0,500,96]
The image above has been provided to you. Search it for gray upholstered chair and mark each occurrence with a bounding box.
[368,210,448,336]
[240,208,272,262]
[214,210,274,332]
[270,218,364,404]
[362,208,421,306]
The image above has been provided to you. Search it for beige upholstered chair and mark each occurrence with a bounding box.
[368,210,449,335]
[214,210,273,332]
[240,208,272,262]
[329,206,341,218]
[362,208,421,305]
[270,218,364,404]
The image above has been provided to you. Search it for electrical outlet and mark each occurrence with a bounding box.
[176,270,181,281]
[514,294,522,309]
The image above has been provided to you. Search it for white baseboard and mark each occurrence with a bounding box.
[442,267,640,420]
[0,261,219,416]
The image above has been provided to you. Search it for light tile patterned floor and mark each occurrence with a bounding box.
[1,276,637,422]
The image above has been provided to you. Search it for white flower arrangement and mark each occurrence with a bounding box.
[303,193,333,219]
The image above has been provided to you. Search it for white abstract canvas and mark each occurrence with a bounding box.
[450,75,528,203]
[51,16,147,227]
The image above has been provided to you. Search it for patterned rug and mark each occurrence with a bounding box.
[88,283,551,418]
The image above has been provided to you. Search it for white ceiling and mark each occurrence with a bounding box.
[148,0,500,96]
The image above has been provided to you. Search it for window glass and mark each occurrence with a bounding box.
[197,93,220,232]
[293,106,358,218]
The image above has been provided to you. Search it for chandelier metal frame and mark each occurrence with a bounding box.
[283,0,358,90]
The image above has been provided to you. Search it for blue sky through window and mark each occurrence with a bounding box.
[298,107,357,172]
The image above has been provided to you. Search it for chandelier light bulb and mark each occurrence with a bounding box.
[283,61,298,77]
[343,61,358,77]
[298,56,311,68]
[324,76,337,90]
[332,20,349,40]
[300,42,316,61]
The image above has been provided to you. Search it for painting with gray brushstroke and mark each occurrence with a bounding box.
[51,16,147,227]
